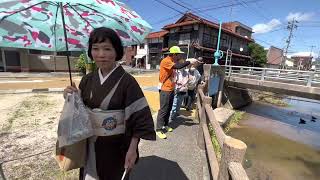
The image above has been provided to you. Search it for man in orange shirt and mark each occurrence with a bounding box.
[156,46,199,139]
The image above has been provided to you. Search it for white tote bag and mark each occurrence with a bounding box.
[57,92,93,147]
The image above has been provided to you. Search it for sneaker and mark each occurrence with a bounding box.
[165,126,173,132]
[156,131,167,139]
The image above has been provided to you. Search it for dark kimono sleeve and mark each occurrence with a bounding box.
[78,74,89,97]
[124,75,156,141]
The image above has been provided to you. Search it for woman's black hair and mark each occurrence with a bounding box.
[88,27,124,61]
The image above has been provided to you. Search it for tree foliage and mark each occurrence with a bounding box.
[248,42,267,67]
[75,54,96,75]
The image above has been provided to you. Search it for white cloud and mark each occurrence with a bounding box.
[252,19,281,34]
[286,12,314,22]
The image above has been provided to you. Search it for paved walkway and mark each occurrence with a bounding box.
[131,115,210,180]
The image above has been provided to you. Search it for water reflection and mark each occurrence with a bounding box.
[242,98,320,149]
[228,97,320,180]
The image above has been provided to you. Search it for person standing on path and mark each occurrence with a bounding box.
[156,46,199,139]
[185,63,201,111]
[63,27,155,180]
[170,60,189,120]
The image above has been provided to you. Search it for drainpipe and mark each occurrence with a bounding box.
[213,22,225,107]
[213,21,223,66]
[187,42,190,59]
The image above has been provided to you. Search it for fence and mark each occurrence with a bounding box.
[196,83,249,180]
[225,65,320,87]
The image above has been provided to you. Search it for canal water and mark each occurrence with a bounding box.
[227,97,320,180]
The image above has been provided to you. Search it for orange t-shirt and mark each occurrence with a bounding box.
[159,56,175,91]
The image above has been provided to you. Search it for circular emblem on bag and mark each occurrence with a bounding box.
[102,116,117,130]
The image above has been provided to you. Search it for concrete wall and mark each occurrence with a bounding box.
[27,54,78,72]
[137,43,148,56]
[222,86,252,109]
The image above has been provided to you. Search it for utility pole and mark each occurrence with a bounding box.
[282,18,298,69]
[309,45,315,70]
[229,0,234,21]
[309,45,315,57]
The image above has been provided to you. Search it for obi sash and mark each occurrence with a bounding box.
[87,108,125,137]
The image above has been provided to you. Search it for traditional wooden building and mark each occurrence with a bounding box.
[162,13,254,65]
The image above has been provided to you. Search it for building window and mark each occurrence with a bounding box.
[179,33,190,45]
[221,35,229,49]
[151,38,159,43]
[203,33,215,48]
[139,43,145,49]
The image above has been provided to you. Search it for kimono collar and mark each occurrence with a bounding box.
[98,63,119,85]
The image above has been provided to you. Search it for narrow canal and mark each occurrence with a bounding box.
[227,98,320,180]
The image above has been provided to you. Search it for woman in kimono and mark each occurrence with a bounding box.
[64,27,156,180]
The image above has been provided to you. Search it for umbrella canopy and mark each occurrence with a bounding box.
[0,0,152,51]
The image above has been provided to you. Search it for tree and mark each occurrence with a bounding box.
[248,42,267,67]
[75,54,96,75]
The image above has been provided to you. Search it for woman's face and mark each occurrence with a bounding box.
[91,38,117,69]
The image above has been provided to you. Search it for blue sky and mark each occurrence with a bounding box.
[125,0,320,58]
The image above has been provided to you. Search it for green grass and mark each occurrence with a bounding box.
[2,107,24,131]
[208,123,222,160]
[224,111,245,133]
[41,159,79,180]
[207,110,245,160]
[6,157,79,180]
[1,94,54,132]
[256,93,288,107]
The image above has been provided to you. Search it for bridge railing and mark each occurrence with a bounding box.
[197,84,248,180]
[224,65,320,87]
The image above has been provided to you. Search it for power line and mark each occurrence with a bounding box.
[255,39,273,46]
[151,0,249,26]
[254,1,274,18]
[234,0,269,21]
[152,0,263,26]
[171,0,220,22]
[195,0,262,12]
[298,25,320,28]
[153,0,184,14]
[196,0,262,13]
[150,13,181,25]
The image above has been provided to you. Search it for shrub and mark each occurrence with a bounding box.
[75,54,86,74]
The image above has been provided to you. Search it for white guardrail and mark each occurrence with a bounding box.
[224,65,320,87]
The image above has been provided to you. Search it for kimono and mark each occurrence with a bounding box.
[78,65,156,180]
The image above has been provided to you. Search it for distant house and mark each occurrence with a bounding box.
[134,42,148,68]
[161,13,254,66]
[123,45,137,66]
[311,57,320,71]
[285,58,294,68]
[266,46,283,69]
[291,55,313,70]
[145,30,168,69]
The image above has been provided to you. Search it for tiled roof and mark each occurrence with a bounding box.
[146,30,168,39]
[163,20,198,29]
[163,13,254,42]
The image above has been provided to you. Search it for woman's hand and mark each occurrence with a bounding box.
[124,137,139,171]
[63,82,78,99]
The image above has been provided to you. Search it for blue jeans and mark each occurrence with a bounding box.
[170,91,186,120]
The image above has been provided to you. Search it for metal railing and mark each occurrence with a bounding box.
[224,65,320,87]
